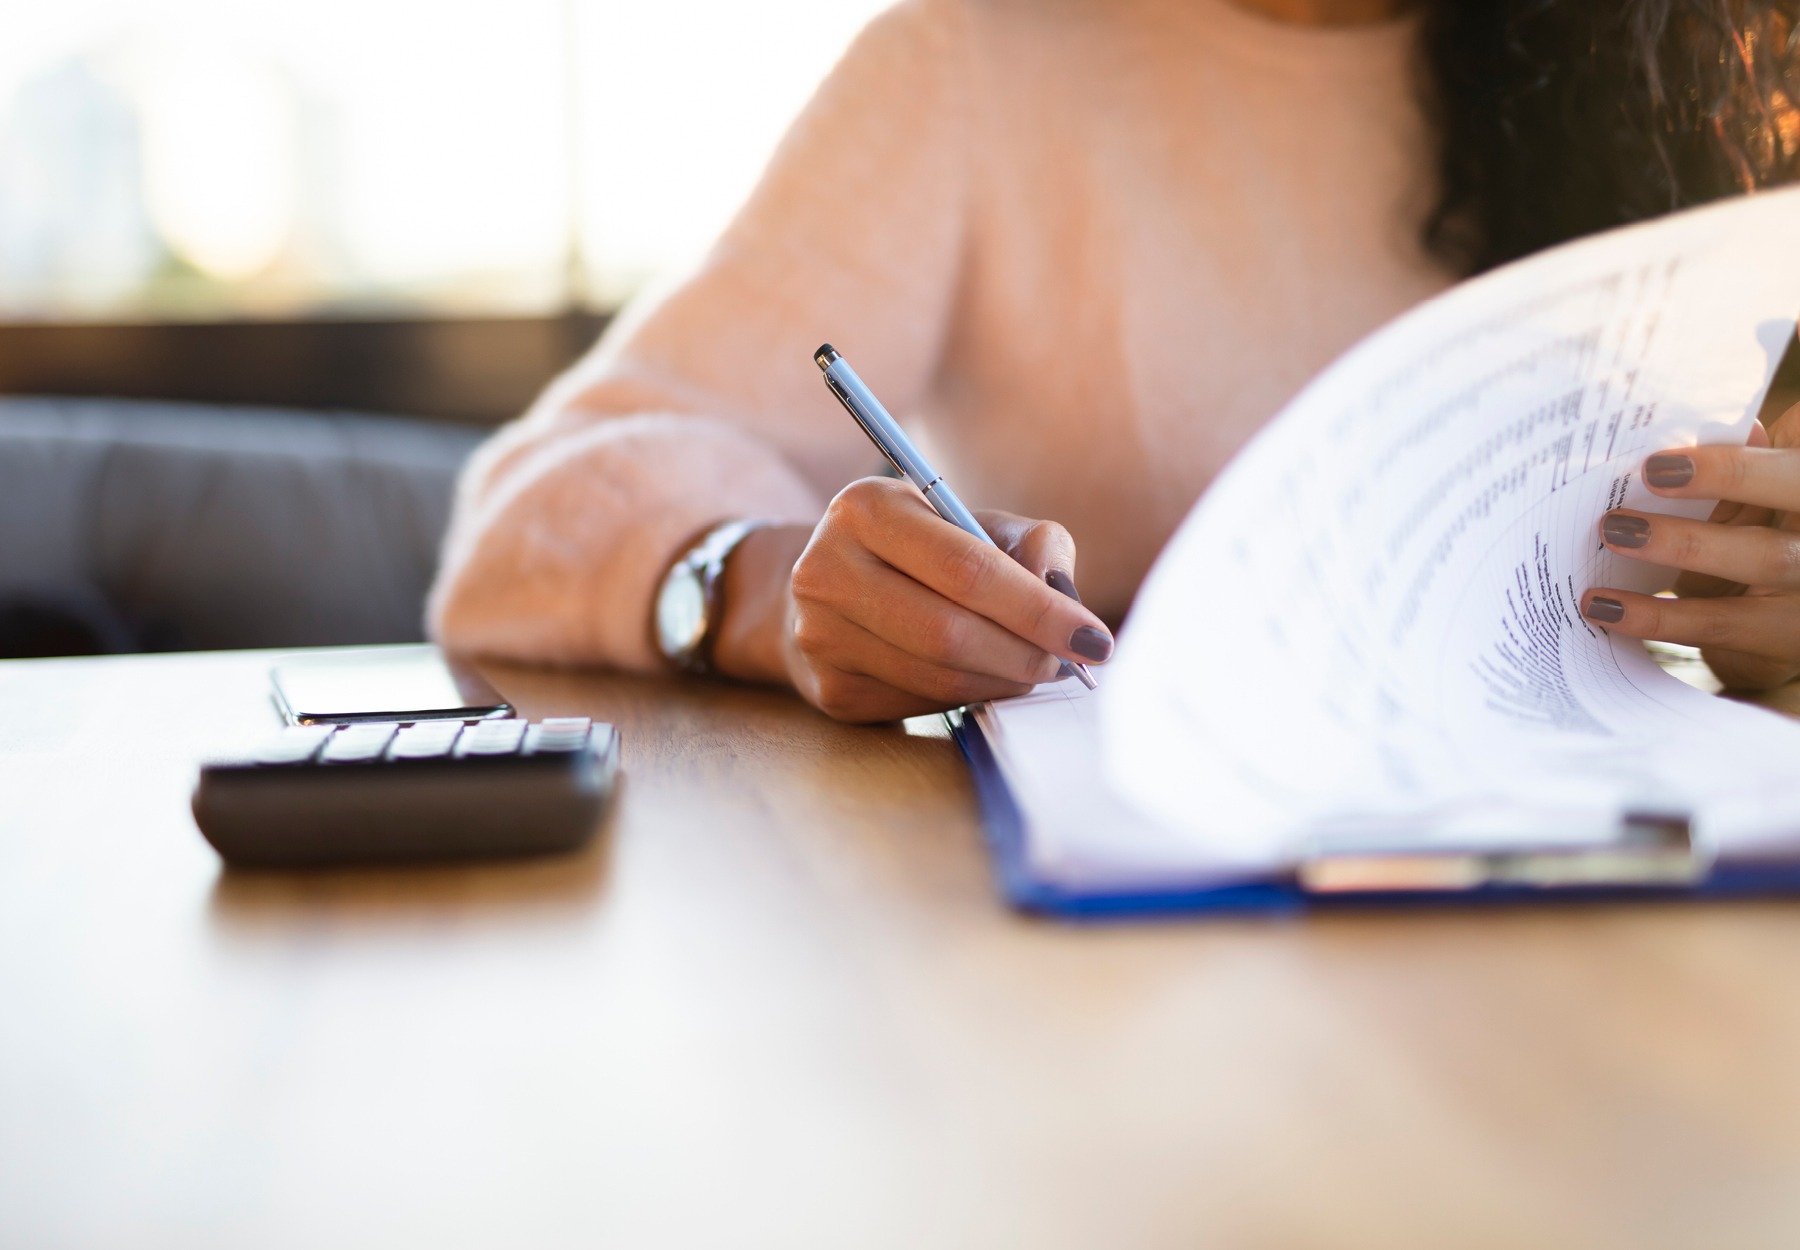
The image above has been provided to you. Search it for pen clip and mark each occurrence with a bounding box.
[826,374,908,478]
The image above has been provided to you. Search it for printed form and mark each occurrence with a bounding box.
[982,189,1800,887]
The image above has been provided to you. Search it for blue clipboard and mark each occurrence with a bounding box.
[948,709,1800,920]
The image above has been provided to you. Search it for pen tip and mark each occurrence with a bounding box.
[814,343,839,370]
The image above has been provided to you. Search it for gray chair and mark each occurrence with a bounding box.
[0,398,486,655]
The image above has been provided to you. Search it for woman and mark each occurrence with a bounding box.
[429,0,1800,720]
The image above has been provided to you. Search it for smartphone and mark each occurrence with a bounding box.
[271,645,512,725]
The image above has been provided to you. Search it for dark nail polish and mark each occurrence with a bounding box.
[1045,569,1082,603]
[1585,596,1625,624]
[1645,454,1694,489]
[1601,513,1651,548]
[1069,625,1113,662]
[1048,574,1092,674]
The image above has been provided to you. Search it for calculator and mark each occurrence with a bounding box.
[192,717,619,869]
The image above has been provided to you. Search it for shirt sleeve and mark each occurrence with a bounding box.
[427,0,970,671]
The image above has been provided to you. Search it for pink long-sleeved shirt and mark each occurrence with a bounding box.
[428,0,1452,669]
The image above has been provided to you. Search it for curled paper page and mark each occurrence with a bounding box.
[1102,188,1800,867]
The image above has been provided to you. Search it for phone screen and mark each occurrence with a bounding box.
[271,646,512,725]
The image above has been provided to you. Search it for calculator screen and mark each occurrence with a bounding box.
[271,646,511,725]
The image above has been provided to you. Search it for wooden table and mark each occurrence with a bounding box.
[4,648,1800,1249]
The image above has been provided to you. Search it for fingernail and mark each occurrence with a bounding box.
[1585,596,1625,623]
[1069,625,1113,662]
[1601,513,1651,548]
[1645,454,1694,489]
[1045,569,1082,603]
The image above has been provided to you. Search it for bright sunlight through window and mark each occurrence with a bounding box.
[0,0,891,320]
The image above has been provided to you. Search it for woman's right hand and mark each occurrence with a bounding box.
[712,477,1115,723]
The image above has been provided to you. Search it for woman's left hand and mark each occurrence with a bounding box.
[1582,402,1800,690]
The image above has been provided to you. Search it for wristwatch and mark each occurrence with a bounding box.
[653,519,762,675]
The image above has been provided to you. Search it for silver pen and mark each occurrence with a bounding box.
[814,343,1097,690]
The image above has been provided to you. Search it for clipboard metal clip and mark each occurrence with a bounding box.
[1298,811,1708,895]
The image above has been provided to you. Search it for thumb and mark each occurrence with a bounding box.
[973,509,1082,600]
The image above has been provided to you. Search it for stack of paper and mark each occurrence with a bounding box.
[978,188,1800,893]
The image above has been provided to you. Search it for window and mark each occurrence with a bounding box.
[0,0,890,321]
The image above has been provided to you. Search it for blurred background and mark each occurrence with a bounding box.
[0,0,890,658]
[0,0,889,421]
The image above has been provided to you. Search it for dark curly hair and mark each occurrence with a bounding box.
[1420,0,1800,275]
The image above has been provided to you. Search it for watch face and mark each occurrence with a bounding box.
[656,564,708,660]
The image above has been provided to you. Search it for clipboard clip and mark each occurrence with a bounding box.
[1298,811,1707,894]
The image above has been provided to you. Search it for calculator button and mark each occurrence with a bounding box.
[527,718,591,753]
[320,723,399,763]
[389,723,464,759]
[462,719,527,755]
[252,725,334,765]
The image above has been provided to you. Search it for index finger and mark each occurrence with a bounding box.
[858,490,1114,664]
[1641,443,1800,513]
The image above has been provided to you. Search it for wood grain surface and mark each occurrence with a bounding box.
[4,648,1800,1249]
